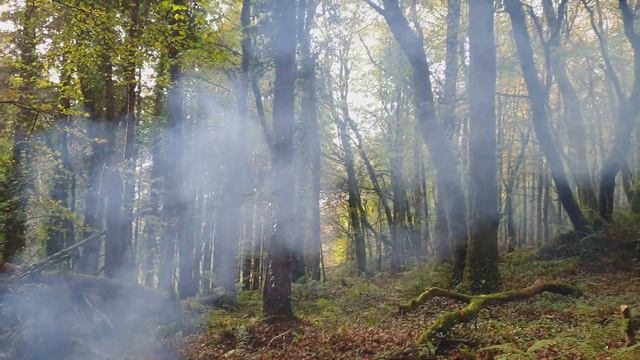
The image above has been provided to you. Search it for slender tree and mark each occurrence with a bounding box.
[2,0,38,262]
[366,0,468,282]
[598,0,640,221]
[505,0,591,235]
[298,0,322,281]
[541,0,597,211]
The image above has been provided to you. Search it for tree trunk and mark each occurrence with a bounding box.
[102,32,133,280]
[349,119,395,262]
[119,0,144,281]
[433,186,451,262]
[2,1,37,263]
[543,169,552,243]
[536,158,544,245]
[78,74,104,275]
[263,0,296,319]
[212,0,253,294]
[411,137,427,263]
[463,0,500,293]
[442,0,461,137]
[298,0,321,282]
[389,88,407,270]
[337,117,366,274]
[370,0,468,283]
[538,0,597,212]
[159,1,189,294]
[521,169,528,246]
[142,57,167,287]
[47,54,75,259]
[598,0,640,221]
[505,0,591,234]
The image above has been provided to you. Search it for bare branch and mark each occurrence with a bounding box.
[363,0,385,15]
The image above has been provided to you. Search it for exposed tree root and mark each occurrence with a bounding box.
[621,304,640,346]
[399,279,583,346]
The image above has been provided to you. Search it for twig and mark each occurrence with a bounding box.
[82,295,116,331]
[267,329,291,347]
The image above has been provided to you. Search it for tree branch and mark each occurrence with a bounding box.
[363,0,385,15]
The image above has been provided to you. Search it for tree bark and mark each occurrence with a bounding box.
[463,0,500,293]
[98,3,134,282]
[337,115,366,274]
[411,136,428,262]
[263,0,296,319]
[389,88,407,270]
[442,0,461,137]
[119,0,144,281]
[298,0,321,282]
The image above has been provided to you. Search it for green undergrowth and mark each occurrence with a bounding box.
[192,243,640,359]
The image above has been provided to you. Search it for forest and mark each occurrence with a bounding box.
[1,0,640,358]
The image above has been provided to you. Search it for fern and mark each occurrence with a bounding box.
[233,325,251,357]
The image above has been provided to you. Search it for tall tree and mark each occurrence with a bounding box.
[463,0,500,293]
[334,55,366,273]
[101,1,131,280]
[366,0,468,282]
[263,0,296,319]
[505,0,591,234]
[2,0,38,262]
[212,0,253,294]
[598,0,640,221]
[160,0,189,294]
[298,0,322,281]
[46,53,76,257]
[541,0,597,211]
[118,0,146,280]
[431,0,461,263]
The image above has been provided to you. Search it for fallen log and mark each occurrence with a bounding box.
[195,287,238,308]
[1,237,177,321]
[0,232,103,281]
[0,232,172,306]
[399,279,583,346]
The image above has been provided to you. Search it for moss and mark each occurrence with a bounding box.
[401,280,583,346]
[190,248,640,359]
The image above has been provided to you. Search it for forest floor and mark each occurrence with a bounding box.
[177,227,640,359]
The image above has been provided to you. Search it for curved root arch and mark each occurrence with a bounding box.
[399,279,583,346]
